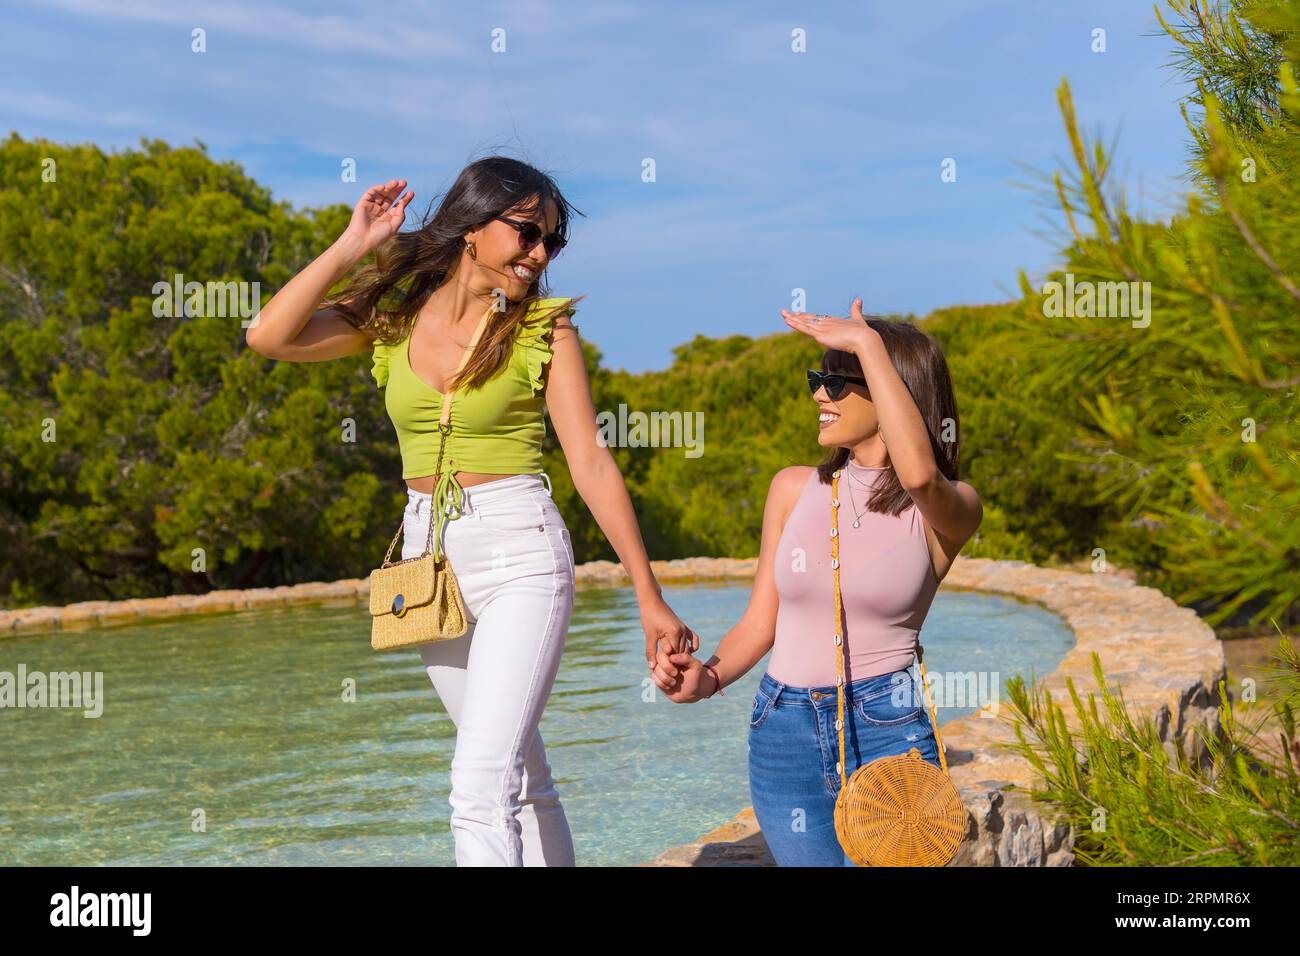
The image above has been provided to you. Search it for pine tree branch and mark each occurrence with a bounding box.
[1214,169,1300,304]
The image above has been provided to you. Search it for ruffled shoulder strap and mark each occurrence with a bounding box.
[517,297,578,395]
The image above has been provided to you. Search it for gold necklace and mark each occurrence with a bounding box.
[844,458,888,527]
[844,470,871,528]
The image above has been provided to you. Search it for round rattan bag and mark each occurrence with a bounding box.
[828,470,968,867]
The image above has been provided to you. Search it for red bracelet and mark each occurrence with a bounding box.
[702,663,725,698]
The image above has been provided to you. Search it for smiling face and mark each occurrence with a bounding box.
[466,194,560,299]
[812,372,882,454]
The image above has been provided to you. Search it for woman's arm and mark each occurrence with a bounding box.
[245,179,414,362]
[650,465,810,702]
[783,299,983,546]
[845,310,983,545]
[542,315,699,662]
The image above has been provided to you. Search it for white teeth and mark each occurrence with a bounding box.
[512,264,535,280]
[819,412,839,422]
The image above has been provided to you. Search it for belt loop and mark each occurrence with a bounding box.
[770,678,785,707]
[539,471,553,496]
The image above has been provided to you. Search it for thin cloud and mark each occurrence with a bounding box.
[39,0,469,60]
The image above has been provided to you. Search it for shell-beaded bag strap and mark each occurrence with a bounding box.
[828,468,968,867]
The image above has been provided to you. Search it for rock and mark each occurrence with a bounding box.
[11,607,62,634]
[59,601,116,629]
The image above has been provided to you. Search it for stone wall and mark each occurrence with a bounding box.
[0,558,763,635]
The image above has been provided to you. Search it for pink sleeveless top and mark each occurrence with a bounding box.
[767,461,940,687]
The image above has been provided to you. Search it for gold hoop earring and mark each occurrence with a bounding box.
[465,238,477,261]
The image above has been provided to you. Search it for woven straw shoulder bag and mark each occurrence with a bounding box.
[828,469,969,866]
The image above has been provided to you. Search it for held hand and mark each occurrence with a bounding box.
[640,596,700,672]
[343,179,415,254]
[651,646,710,703]
[781,297,880,353]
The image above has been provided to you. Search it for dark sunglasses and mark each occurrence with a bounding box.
[494,215,567,258]
[807,368,867,400]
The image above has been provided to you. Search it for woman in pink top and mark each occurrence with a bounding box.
[652,299,983,866]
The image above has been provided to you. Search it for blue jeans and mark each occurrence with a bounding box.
[747,666,942,866]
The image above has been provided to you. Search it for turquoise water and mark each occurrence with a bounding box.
[0,583,1072,866]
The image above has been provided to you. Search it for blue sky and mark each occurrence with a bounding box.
[2,0,1197,372]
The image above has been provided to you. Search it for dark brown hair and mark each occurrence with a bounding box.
[814,317,961,516]
[332,156,586,391]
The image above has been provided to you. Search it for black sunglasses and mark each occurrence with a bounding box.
[494,215,567,258]
[807,369,867,400]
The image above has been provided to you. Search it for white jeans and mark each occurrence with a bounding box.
[401,472,577,866]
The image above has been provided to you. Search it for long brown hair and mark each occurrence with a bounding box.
[814,317,961,516]
[333,156,586,391]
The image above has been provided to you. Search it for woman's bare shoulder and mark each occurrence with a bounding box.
[768,465,817,513]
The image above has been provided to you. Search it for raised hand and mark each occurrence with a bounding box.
[780,297,877,353]
[343,179,415,254]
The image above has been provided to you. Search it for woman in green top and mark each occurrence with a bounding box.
[246,157,698,865]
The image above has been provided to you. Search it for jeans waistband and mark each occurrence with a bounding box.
[758,666,916,708]
[406,472,551,514]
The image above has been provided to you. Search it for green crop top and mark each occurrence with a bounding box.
[370,297,577,553]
